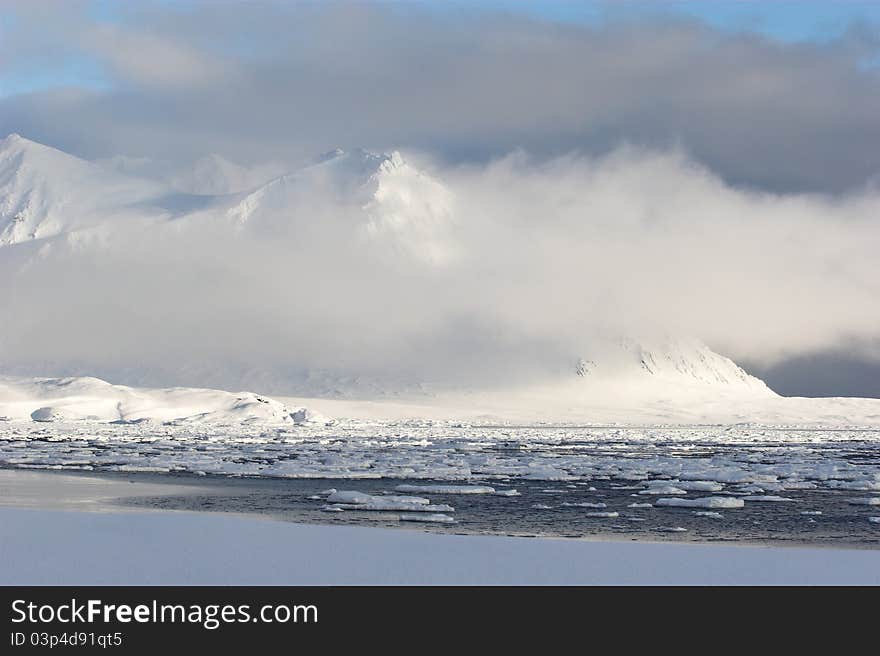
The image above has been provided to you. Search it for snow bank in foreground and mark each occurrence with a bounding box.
[656,497,745,509]
[0,375,328,426]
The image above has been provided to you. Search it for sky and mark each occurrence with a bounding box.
[1,0,879,397]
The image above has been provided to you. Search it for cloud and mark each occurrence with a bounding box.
[0,2,879,191]
[1,2,879,395]
[81,24,227,89]
[0,146,877,393]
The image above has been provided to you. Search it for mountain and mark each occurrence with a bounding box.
[572,337,772,396]
[227,147,456,264]
[0,375,325,425]
[2,134,879,426]
[0,134,166,247]
[0,136,455,261]
[170,153,284,195]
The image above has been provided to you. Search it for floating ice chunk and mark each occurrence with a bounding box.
[321,488,337,495]
[324,490,451,512]
[656,497,744,509]
[494,489,520,497]
[780,481,817,490]
[658,527,688,533]
[743,495,794,502]
[628,502,653,508]
[327,501,454,512]
[800,511,823,516]
[586,511,619,518]
[639,485,687,496]
[329,491,427,505]
[826,480,880,491]
[328,491,388,504]
[321,505,344,512]
[736,485,765,494]
[399,513,456,524]
[870,517,880,524]
[625,517,646,522]
[694,511,723,518]
[306,495,322,500]
[561,502,607,509]
[848,498,880,506]
[525,465,573,481]
[674,481,724,492]
[531,504,553,510]
[290,407,324,424]
[395,484,495,495]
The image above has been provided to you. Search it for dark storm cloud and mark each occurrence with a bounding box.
[2,1,880,192]
[746,344,880,398]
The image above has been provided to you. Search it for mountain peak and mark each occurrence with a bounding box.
[571,337,773,396]
[0,135,166,247]
[315,147,346,163]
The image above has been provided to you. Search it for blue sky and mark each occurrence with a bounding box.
[460,1,880,42]
[2,1,880,98]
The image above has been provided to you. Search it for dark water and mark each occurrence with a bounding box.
[115,472,880,548]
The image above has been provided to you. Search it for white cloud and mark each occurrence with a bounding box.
[0,145,877,392]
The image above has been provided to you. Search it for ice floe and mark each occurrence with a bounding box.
[1,420,878,505]
[394,484,494,494]
[656,497,744,509]
[639,485,687,496]
[848,498,880,506]
[399,513,456,524]
[325,491,453,513]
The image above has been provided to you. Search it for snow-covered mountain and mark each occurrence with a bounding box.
[572,337,772,395]
[0,135,454,261]
[170,153,284,195]
[227,147,456,264]
[0,375,325,425]
[2,133,879,425]
[0,134,166,247]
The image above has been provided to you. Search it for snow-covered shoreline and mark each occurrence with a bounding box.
[3,372,880,429]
